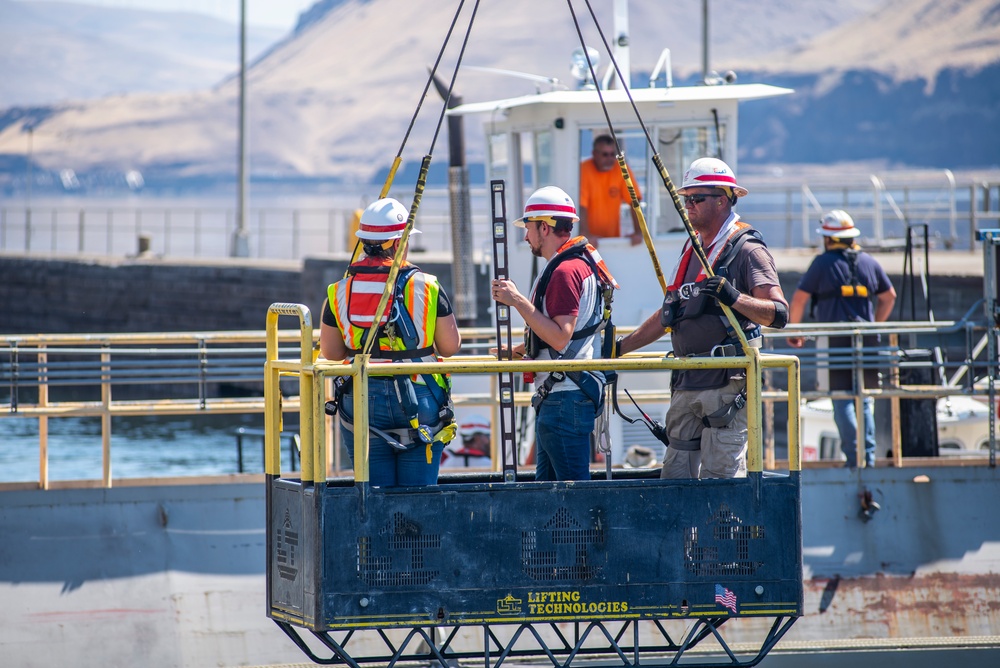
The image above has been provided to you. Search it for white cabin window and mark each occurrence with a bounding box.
[654,123,727,234]
[534,130,553,187]
[487,132,508,183]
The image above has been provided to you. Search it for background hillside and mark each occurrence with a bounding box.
[739,0,1000,168]
[0,0,284,106]
[0,0,997,193]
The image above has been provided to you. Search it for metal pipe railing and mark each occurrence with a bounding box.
[3,175,999,258]
[4,312,996,488]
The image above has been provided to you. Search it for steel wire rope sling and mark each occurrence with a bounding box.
[567,0,754,458]
[343,0,476,275]
[351,0,483,483]
[489,181,519,481]
[568,0,749,353]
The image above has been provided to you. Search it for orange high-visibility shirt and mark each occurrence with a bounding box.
[579,158,641,238]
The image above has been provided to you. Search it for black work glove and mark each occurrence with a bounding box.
[702,276,740,307]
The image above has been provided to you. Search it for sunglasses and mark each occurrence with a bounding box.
[683,192,725,206]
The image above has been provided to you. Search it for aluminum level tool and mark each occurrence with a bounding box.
[490,180,518,481]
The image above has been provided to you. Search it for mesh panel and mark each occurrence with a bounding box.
[357,512,441,587]
[684,503,764,577]
[521,508,606,581]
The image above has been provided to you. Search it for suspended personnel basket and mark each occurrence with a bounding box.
[265,1,803,664]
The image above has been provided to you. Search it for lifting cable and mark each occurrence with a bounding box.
[360,0,482,358]
[345,0,475,274]
[568,0,748,353]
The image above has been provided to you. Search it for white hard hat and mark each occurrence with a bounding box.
[514,186,579,227]
[356,198,422,241]
[817,209,860,238]
[623,445,657,468]
[459,413,491,438]
[678,157,748,198]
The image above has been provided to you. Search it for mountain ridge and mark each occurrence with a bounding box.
[0,0,997,189]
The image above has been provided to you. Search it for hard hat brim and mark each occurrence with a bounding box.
[678,183,749,198]
[816,226,860,238]
[356,228,422,241]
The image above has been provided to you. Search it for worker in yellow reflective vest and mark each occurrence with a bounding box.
[320,198,462,486]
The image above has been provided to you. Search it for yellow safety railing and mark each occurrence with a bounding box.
[264,304,802,483]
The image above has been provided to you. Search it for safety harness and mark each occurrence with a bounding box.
[810,244,869,319]
[526,237,618,411]
[661,221,766,432]
[661,220,764,341]
[326,258,456,461]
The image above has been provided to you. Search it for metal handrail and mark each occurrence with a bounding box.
[265,304,802,484]
[3,175,998,257]
[3,312,996,489]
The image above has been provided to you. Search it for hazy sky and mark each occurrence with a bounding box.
[25,0,315,29]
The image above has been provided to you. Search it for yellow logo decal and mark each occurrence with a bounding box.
[496,594,522,615]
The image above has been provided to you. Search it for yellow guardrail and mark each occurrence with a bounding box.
[6,310,996,489]
[264,304,803,483]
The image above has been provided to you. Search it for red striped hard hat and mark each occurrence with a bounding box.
[514,186,579,227]
[678,158,748,197]
[459,414,491,438]
[356,198,422,241]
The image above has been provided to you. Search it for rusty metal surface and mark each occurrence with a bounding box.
[795,573,1000,640]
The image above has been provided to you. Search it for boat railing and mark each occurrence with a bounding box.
[736,170,1000,251]
[761,312,998,466]
[2,312,995,489]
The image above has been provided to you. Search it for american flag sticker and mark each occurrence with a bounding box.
[715,584,737,613]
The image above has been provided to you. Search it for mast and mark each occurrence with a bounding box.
[701,0,710,83]
[232,0,250,257]
[611,0,630,89]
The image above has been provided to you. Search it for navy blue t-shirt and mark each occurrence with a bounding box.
[796,249,892,323]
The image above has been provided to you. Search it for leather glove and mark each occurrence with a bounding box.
[702,275,740,307]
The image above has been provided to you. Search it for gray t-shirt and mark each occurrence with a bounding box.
[670,239,780,390]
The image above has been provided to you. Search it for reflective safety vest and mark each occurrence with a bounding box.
[328,256,448,391]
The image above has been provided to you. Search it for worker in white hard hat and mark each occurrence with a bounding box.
[623,445,657,469]
[441,413,492,468]
[787,209,896,468]
[319,197,462,487]
[490,186,618,481]
[616,157,788,480]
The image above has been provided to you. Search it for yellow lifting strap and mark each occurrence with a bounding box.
[342,0,472,278]
[359,155,432,358]
[618,154,665,295]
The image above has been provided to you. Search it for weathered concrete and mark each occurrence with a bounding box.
[0,481,307,668]
[3,466,999,667]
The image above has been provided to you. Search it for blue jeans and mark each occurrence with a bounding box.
[833,397,876,467]
[534,388,596,481]
[339,378,445,487]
